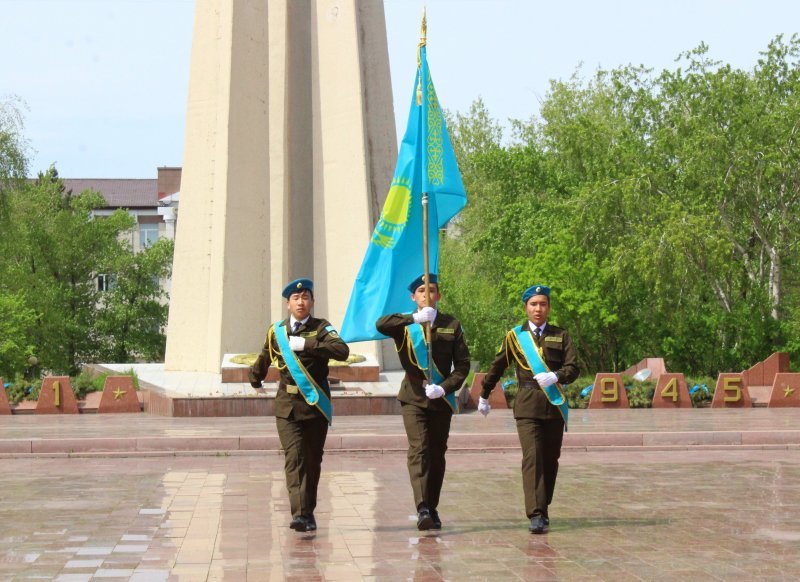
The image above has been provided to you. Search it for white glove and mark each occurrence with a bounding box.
[425,383,445,399]
[288,336,305,352]
[412,306,437,324]
[535,371,558,388]
[478,396,491,416]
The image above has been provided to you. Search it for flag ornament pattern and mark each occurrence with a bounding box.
[373,176,412,250]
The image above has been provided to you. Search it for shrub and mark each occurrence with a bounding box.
[478,373,719,410]
[72,369,139,400]
[565,375,597,409]
[686,376,716,407]
[5,375,41,404]
[625,377,656,408]
[4,369,140,404]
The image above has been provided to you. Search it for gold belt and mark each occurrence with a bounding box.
[280,382,299,394]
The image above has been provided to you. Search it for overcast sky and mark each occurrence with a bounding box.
[2,0,799,178]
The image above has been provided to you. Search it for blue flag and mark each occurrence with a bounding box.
[340,44,467,342]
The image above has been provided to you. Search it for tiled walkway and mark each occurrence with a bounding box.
[2,410,800,579]
[1,448,800,580]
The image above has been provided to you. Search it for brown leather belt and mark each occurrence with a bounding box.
[279,382,299,394]
[519,381,539,389]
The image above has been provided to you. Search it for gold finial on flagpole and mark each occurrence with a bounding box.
[420,7,427,46]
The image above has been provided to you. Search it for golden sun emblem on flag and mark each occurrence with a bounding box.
[372,177,411,249]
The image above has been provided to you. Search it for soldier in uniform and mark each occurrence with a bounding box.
[250,278,349,533]
[478,285,578,534]
[376,274,470,530]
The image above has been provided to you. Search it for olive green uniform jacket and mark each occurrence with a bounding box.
[376,312,470,410]
[481,322,579,419]
[249,316,350,420]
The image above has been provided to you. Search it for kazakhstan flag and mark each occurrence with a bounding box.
[340,42,467,342]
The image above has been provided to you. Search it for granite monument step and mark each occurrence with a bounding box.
[2,409,800,457]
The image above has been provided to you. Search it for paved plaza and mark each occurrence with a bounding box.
[1,410,800,580]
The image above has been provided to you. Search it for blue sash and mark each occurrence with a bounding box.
[407,323,458,413]
[512,325,568,430]
[273,320,333,424]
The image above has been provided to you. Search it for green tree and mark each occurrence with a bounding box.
[0,291,37,378]
[0,108,174,377]
[441,100,554,364]
[442,35,800,375]
[0,168,135,374]
[0,97,28,220]
[623,37,799,372]
[95,237,174,362]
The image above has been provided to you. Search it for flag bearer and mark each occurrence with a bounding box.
[376,274,470,530]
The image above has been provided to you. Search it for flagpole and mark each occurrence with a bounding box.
[418,9,433,384]
[422,193,433,384]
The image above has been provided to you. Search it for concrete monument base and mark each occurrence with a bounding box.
[94,362,418,418]
[220,353,380,383]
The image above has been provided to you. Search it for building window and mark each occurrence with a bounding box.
[97,274,116,292]
[140,223,159,248]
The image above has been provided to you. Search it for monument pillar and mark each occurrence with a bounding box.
[165,0,397,373]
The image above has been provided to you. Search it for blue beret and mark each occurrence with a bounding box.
[282,278,314,299]
[408,273,439,293]
[522,284,550,303]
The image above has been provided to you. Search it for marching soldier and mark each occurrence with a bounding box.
[250,278,349,533]
[479,285,578,534]
[376,274,470,530]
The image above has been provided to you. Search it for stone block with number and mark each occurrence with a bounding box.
[35,376,79,414]
[466,372,508,409]
[0,377,10,415]
[98,376,141,413]
[711,373,752,408]
[767,373,800,408]
[588,373,629,409]
[652,373,692,408]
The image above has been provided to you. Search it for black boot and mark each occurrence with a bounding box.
[416,504,434,531]
[528,516,548,534]
[430,508,442,529]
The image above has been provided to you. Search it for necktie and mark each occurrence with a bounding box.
[292,321,301,334]
[534,327,541,344]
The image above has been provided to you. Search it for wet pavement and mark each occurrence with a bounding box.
[2,409,800,579]
[1,447,800,581]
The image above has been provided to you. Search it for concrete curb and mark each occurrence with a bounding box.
[1,430,799,457]
[1,443,799,460]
